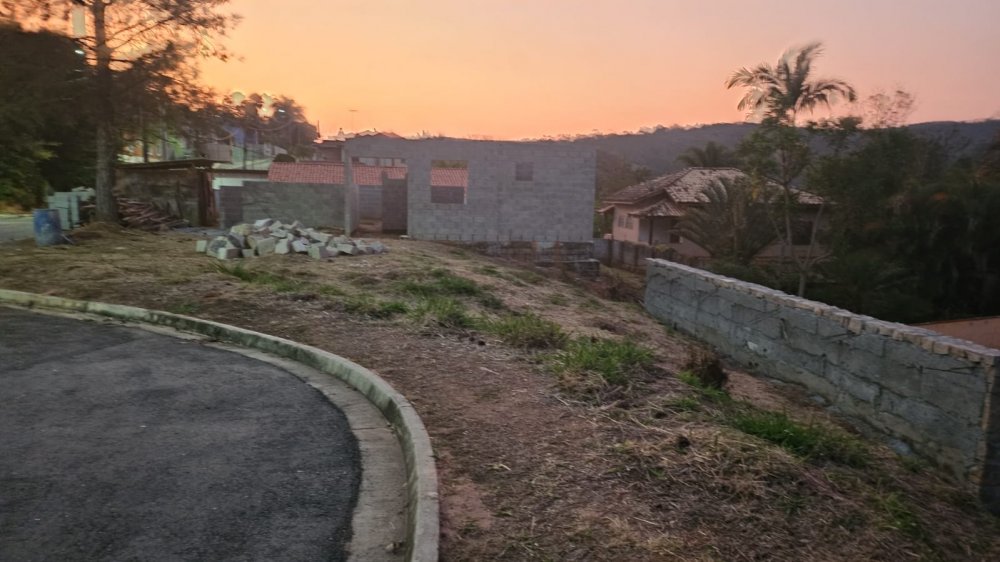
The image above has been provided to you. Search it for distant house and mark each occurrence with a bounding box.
[600,167,824,262]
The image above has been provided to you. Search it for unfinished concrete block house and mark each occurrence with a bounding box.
[342,136,597,243]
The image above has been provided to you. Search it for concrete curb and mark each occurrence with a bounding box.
[0,289,439,562]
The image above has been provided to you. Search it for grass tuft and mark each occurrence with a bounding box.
[410,297,474,329]
[552,338,654,386]
[398,269,481,297]
[343,296,409,319]
[480,313,567,349]
[213,263,304,293]
[728,409,869,467]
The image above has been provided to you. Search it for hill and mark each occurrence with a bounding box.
[572,120,1000,174]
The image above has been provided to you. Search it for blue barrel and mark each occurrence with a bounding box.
[33,209,63,246]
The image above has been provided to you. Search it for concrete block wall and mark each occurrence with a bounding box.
[345,137,595,243]
[644,259,1000,510]
[218,181,348,229]
[358,186,383,220]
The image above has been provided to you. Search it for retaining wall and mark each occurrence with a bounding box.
[644,258,1000,511]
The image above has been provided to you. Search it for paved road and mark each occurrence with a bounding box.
[0,308,361,561]
[0,215,33,243]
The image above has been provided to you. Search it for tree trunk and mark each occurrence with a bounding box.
[92,1,119,223]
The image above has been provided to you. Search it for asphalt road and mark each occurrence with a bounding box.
[0,307,361,561]
[0,215,33,243]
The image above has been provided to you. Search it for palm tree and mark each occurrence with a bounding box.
[679,176,777,265]
[726,42,856,125]
[677,141,737,168]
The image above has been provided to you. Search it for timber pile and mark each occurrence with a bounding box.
[117,198,189,231]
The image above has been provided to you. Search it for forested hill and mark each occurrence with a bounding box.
[570,120,1000,174]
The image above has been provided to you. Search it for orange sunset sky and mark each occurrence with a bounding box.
[199,0,1000,140]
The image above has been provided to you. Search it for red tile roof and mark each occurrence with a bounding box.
[429,168,467,187]
[267,162,468,188]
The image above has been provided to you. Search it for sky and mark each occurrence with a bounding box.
[198,0,1000,140]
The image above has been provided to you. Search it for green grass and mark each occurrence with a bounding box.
[727,409,869,467]
[477,293,505,310]
[677,370,730,402]
[480,313,567,349]
[397,269,481,297]
[410,297,474,329]
[551,338,654,385]
[213,263,304,293]
[874,492,925,539]
[343,296,409,319]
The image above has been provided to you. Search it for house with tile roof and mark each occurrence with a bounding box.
[600,167,824,262]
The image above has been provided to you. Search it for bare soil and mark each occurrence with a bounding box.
[1,225,998,561]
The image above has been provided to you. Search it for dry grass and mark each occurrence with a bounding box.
[1,225,998,561]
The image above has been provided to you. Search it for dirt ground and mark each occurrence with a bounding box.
[2,225,999,561]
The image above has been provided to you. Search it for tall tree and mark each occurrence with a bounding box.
[0,21,94,208]
[727,42,856,296]
[726,42,856,126]
[3,1,238,222]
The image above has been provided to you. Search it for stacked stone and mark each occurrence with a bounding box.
[195,218,388,260]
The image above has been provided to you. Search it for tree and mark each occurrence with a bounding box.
[3,1,238,222]
[728,42,856,296]
[726,42,856,126]
[0,21,94,208]
[676,141,737,168]
[678,176,776,265]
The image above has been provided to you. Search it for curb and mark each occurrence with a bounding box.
[0,289,439,562]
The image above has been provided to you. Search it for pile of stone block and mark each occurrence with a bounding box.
[196,219,387,260]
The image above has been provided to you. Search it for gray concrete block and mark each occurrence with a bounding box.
[206,237,229,255]
[291,239,310,253]
[215,247,240,260]
[195,240,208,253]
[255,237,276,256]
[308,244,334,260]
[274,239,291,255]
[241,249,255,258]
[336,243,359,256]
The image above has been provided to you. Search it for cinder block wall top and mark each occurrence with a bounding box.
[644,258,1000,512]
[344,137,596,243]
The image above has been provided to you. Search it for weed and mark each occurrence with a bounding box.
[874,492,925,539]
[166,301,200,315]
[477,293,505,310]
[475,265,502,276]
[316,284,346,297]
[683,348,727,390]
[343,296,408,319]
[213,263,303,293]
[410,297,474,329]
[667,396,702,412]
[480,313,567,349]
[398,270,481,297]
[677,371,730,402]
[728,409,869,467]
[552,338,654,386]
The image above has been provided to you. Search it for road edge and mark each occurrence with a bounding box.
[0,289,439,562]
